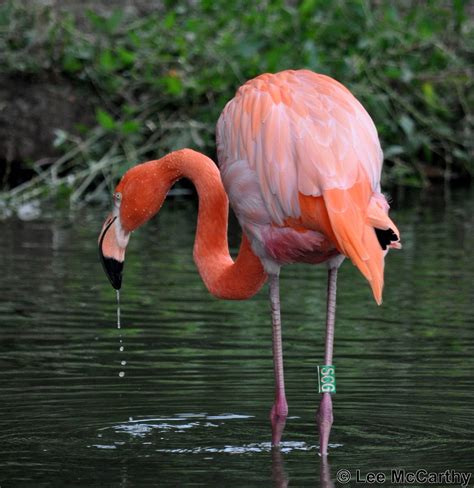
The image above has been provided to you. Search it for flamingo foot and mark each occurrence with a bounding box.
[316,393,333,456]
[270,395,288,446]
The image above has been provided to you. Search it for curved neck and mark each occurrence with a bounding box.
[120,149,267,299]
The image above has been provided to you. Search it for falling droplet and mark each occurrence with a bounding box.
[129,417,133,422]
[116,289,121,329]
[115,290,126,378]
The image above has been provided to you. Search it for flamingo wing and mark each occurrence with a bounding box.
[217,70,400,303]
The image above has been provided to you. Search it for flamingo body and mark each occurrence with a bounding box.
[217,70,399,303]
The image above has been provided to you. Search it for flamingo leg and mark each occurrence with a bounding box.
[317,265,338,456]
[269,273,288,446]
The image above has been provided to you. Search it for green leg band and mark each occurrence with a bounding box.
[317,365,336,394]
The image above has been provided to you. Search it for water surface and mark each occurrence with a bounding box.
[0,188,473,486]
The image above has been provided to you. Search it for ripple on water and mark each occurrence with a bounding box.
[98,412,253,439]
[154,441,323,454]
[91,413,344,454]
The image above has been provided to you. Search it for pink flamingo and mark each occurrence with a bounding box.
[99,70,401,456]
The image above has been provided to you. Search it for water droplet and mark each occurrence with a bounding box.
[115,291,126,377]
[129,417,133,422]
[116,289,121,329]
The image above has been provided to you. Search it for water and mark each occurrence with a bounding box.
[0,188,472,486]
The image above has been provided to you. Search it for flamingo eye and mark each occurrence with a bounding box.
[114,192,122,203]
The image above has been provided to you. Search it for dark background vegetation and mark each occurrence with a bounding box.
[0,0,472,209]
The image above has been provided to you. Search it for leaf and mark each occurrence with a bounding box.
[122,104,137,116]
[86,10,107,31]
[74,123,89,135]
[106,10,124,33]
[162,75,183,95]
[164,12,176,29]
[453,148,468,162]
[385,66,401,79]
[62,53,81,73]
[85,10,122,34]
[399,115,414,136]
[384,145,405,158]
[401,67,413,83]
[96,109,115,130]
[419,19,434,39]
[53,129,68,148]
[118,47,135,66]
[120,121,140,134]
[453,0,467,27]
[128,31,141,47]
[299,0,316,16]
[99,49,118,71]
[422,82,435,106]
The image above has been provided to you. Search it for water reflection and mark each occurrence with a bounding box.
[271,448,289,488]
[271,447,335,488]
[319,455,335,488]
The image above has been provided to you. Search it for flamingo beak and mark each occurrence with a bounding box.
[98,213,129,290]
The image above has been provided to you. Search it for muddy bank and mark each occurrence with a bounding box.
[0,0,165,189]
[0,74,96,188]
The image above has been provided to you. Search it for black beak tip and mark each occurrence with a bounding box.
[101,256,123,290]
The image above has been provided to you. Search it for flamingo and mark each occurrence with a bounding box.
[98,69,401,456]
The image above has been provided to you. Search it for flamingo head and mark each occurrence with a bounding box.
[98,194,130,290]
[98,161,170,289]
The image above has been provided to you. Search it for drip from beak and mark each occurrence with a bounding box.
[98,214,128,290]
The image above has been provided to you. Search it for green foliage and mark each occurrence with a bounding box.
[0,0,472,206]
